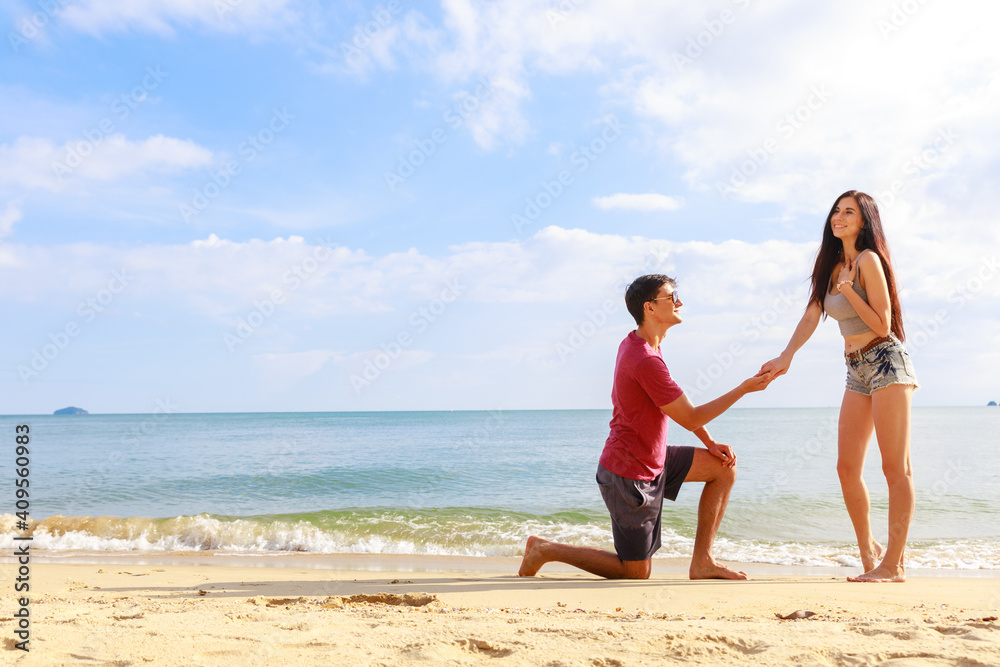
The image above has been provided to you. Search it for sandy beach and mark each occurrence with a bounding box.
[3,555,999,665]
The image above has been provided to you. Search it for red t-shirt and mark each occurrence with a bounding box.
[599,331,684,481]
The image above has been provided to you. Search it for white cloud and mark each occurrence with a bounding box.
[350,348,434,371]
[252,349,343,385]
[368,0,999,233]
[0,134,213,190]
[3,227,997,407]
[645,2,999,226]
[0,202,22,240]
[592,193,684,212]
[38,0,1000,219]
[57,0,299,36]
[348,1,733,149]
[8,225,994,324]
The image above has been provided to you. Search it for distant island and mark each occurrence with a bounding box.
[53,407,89,415]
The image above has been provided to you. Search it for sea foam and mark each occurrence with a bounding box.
[3,512,999,570]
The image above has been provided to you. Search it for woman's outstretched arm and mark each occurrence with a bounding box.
[760,300,823,378]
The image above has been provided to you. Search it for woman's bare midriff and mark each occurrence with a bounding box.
[843,331,881,354]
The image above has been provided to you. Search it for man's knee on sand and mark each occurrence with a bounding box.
[621,559,651,580]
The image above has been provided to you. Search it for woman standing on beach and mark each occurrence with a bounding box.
[760,190,919,582]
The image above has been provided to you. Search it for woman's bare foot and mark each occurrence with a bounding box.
[518,535,549,577]
[847,564,905,583]
[860,540,884,572]
[689,559,749,580]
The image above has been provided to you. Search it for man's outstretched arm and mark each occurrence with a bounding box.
[660,372,771,432]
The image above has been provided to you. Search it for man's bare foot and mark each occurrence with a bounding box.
[860,540,884,572]
[689,560,749,580]
[847,564,905,583]
[518,535,549,577]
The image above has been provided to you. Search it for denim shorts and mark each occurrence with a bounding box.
[844,335,919,396]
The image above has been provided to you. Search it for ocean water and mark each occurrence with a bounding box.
[1,408,997,571]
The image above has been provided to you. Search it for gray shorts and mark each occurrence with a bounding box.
[845,335,919,396]
[596,446,696,562]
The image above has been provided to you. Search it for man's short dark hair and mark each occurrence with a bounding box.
[625,274,676,326]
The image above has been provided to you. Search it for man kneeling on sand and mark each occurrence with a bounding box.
[519,274,773,581]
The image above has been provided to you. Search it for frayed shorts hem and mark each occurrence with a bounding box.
[844,335,919,397]
[846,379,919,396]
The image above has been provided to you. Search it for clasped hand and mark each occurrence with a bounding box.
[836,256,858,291]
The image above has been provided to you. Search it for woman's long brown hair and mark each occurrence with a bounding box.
[806,190,906,341]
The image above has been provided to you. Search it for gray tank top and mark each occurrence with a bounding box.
[823,251,874,336]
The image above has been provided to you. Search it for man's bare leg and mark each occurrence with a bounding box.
[519,535,651,579]
[683,449,748,580]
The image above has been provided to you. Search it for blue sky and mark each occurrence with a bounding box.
[2,0,999,414]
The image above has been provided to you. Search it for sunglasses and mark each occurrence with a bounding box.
[650,292,679,305]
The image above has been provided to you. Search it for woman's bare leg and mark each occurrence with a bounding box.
[849,383,913,582]
[836,389,883,572]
